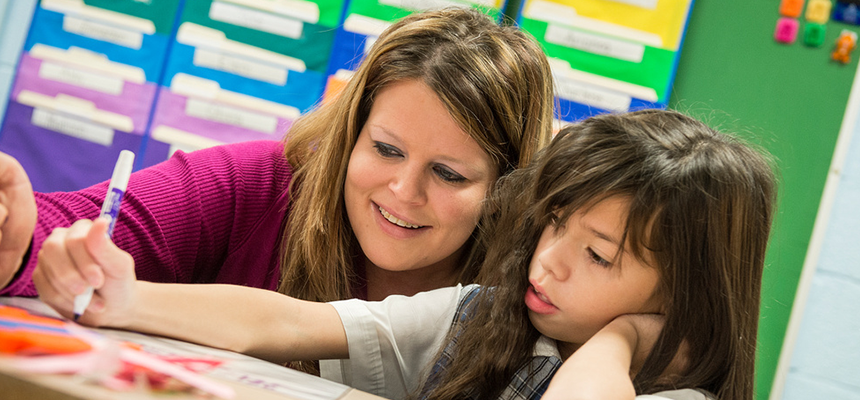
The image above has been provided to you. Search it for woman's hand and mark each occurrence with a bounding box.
[0,152,37,289]
[33,218,137,327]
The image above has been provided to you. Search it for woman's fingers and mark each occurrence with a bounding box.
[34,220,104,315]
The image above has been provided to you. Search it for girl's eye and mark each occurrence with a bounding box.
[587,248,612,268]
[433,165,467,183]
[373,142,403,158]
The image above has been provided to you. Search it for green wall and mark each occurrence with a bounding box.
[669,2,858,399]
[502,0,860,398]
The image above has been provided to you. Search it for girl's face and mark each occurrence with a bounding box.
[344,79,497,287]
[525,196,664,357]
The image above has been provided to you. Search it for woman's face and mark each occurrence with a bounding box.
[344,79,497,283]
[525,196,664,356]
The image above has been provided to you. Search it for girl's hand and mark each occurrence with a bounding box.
[616,314,689,382]
[0,151,36,289]
[613,314,666,376]
[33,218,137,328]
[543,315,668,400]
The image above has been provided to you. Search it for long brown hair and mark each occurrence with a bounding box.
[278,8,555,302]
[425,109,776,400]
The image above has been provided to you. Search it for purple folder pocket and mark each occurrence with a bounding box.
[143,86,296,166]
[13,53,156,135]
[0,101,143,192]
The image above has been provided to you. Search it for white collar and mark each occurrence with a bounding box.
[533,335,562,359]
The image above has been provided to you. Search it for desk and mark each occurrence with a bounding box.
[0,297,386,400]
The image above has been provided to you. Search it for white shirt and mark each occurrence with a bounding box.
[320,285,710,400]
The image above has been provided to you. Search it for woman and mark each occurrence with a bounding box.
[0,8,554,304]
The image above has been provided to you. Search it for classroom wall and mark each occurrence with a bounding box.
[778,74,860,400]
[667,1,859,399]
[0,2,857,400]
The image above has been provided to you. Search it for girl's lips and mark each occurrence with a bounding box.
[524,285,558,315]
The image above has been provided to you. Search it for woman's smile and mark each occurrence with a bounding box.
[378,205,423,229]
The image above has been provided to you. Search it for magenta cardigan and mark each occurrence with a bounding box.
[1,140,292,297]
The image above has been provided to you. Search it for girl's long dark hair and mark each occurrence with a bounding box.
[423,110,776,400]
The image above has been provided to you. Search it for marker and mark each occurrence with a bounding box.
[73,150,135,321]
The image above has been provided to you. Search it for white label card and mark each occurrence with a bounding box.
[193,49,288,85]
[609,0,658,10]
[63,16,144,50]
[555,75,632,112]
[31,108,115,146]
[185,98,278,134]
[209,1,304,39]
[379,0,475,12]
[545,24,645,63]
[39,62,125,95]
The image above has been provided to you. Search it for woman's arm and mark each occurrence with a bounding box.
[131,282,348,364]
[35,217,347,365]
[4,140,291,297]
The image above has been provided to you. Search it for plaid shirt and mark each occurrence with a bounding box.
[416,285,714,400]
[417,285,563,400]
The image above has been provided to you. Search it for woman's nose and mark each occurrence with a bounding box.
[389,163,427,205]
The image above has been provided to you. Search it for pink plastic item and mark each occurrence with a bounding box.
[775,18,800,44]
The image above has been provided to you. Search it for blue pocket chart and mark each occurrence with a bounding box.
[25,0,169,85]
[163,22,326,113]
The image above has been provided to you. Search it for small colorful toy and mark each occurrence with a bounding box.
[780,0,806,18]
[804,23,827,47]
[806,0,833,23]
[775,17,800,44]
[834,1,860,24]
[832,30,858,64]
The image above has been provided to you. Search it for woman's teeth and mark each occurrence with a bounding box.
[379,206,421,229]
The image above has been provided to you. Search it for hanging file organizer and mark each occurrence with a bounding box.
[516,0,693,123]
[162,22,323,111]
[0,0,179,191]
[13,44,155,135]
[0,91,141,192]
[162,0,347,112]
[23,0,171,86]
[325,0,506,102]
[142,73,300,167]
[145,0,347,163]
[76,0,180,36]
[180,0,345,73]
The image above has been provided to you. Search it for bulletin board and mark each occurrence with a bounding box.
[666,1,859,400]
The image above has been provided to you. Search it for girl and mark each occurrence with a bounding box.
[0,8,554,305]
[36,109,776,400]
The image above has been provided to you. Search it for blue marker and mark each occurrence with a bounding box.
[73,150,135,321]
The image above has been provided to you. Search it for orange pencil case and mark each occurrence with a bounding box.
[0,305,92,355]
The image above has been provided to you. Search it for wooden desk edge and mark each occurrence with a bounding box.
[0,358,388,400]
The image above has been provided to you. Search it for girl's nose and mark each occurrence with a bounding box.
[536,239,570,281]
